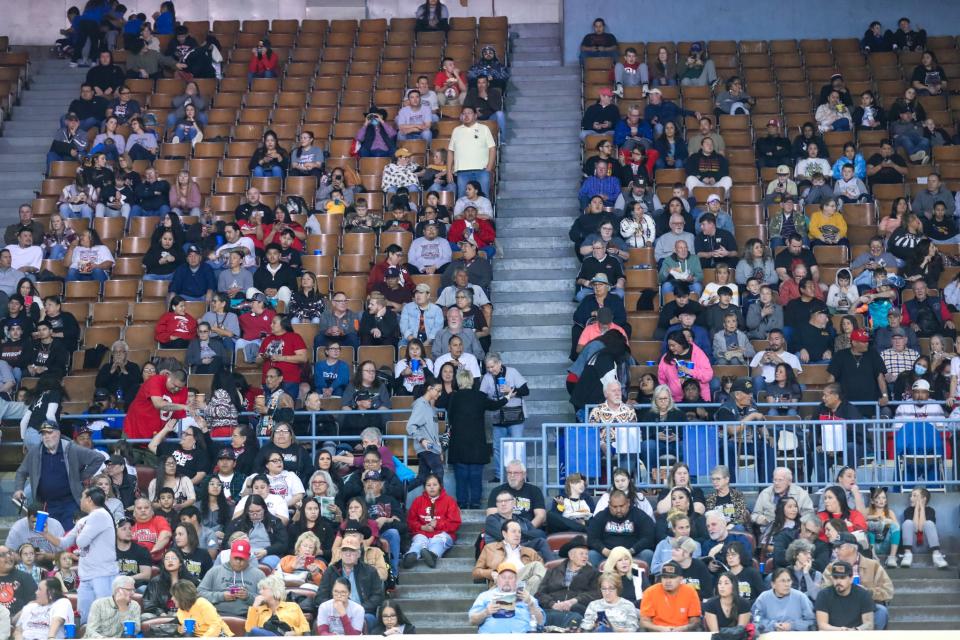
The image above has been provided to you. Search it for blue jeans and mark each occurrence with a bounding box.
[455,170,490,198]
[480,111,506,135]
[67,268,109,283]
[78,573,117,624]
[408,532,454,558]
[381,528,401,574]
[172,124,199,142]
[248,69,275,85]
[59,203,93,221]
[165,112,209,128]
[45,495,80,531]
[875,604,888,630]
[398,129,433,144]
[59,115,99,130]
[492,423,525,480]
[411,450,444,489]
[46,151,74,169]
[130,204,170,217]
[453,463,485,508]
[661,281,703,296]
[253,165,284,178]
[142,273,174,281]
[248,629,281,636]
[897,133,931,156]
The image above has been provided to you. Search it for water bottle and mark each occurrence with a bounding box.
[115,388,124,404]
[753,611,762,630]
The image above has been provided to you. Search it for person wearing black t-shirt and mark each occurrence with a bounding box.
[654,283,703,338]
[22,377,65,440]
[26,321,69,378]
[234,187,274,223]
[173,522,213,582]
[702,572,751,631]
[579,18,619,64]
[152,425,212,486]
[792,308,834,363]
[485,462,547,529]
[0,320,31,396]
[115,517,152,587]
[774,235,819,284]
[42,296,80,352]
[815,561,876,630]
[866,141,908,186]
[827,331,888,405]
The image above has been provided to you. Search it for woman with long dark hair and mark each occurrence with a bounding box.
[288,496,339,562]
[654,486,709,548]
[201,476,231,535]
[253,422,312,478]
[702,570,752,631]
[223,493,289,568]
[817,485,867,542]
[230,424,260,475]
[762,496,801,550]
[155,295,198,348]
[249,128,288,178]
[288,270,326,324]
[148,425,210,486]
[173,522,212,581]
[142,548,195,618]
[658,330,713,402]
[148,455,197,509]
[372,599,417,634]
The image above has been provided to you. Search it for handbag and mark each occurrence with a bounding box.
[496,404,524,426]
[143,623,180,637]
[262,614,292,635]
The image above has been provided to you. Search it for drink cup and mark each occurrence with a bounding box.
[123,621,136,637]
[184,618,196,634]
[853,575,861,585]
[497,376,507,392]
[314,249,321,255]
[256,394,266,406]
[63,624,76,639]
[34,511,49,533]
[645,360,656,366]
[411,359,420,373]
[758,561,765,573]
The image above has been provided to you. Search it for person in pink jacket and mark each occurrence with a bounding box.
[658,331,713,402]
[168,170,203,217]
[403,473,462,569]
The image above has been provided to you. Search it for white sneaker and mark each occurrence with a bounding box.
[886,555,899,568]
[171,136,180,144]
[614,83,624,98]
[900,550,913,567]
[933,550,948,569]
[68,61,79,68]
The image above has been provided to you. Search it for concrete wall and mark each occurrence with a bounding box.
[562,0,960,64]
[365,0,560,24]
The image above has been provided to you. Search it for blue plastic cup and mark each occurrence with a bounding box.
[314,249,321,255]
[215,234,224,247]
[645,360,656,366]
[853,575,861,585]
[758,561,765,573]
[34,511,49,533]
[411,359,420,373]
[123,621,136,637]
[184,618,196,634]
[63,623,76,639]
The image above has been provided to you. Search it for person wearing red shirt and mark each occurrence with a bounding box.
[257,315,308,396]
[237,293,277,363]
[131,497,173,561]
[817,485,868,543]
[247,38,280,85]
[123,370,189,439]
[154,296,199,348]
[367,244,415,294]
[447,205,495,258]
[434,57,467,106]
[403,473,462,569]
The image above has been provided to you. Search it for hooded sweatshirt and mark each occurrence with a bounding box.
[197,561,266,617]
[826,268,859,314]
[406,395,440,455]
[587,506,656,556]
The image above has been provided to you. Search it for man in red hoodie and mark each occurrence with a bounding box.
[367,243,415,294]
[123,370,188,439]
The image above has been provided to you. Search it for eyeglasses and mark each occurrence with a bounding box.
[268,458,283,463]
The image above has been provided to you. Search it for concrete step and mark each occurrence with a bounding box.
[502,145,582,161]
[494,255,579,270]
[525,399,574,415]
[493,323,570,341]
[498,235,571,250]
[509,109,582,123]
[497,195,578,209]
[492,276,577,292]
[493,290,575,303]
[496,313,571,328]
[511,23,561,38]
[496,337,570,353]
[498,164,582,181]
[528,388,570,401]
[493,300,576,316]
[519,373,569,389]
[395,569,475,586]
[512,59,565,68]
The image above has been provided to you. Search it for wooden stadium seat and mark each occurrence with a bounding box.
[91,301,130,325]
[141,279,170,301]
[305,234,340,256]
[84,325,122,349]
[60,302,90,324]
[127,217,156,238]
[300,254,336,279]
[123,324,156,351]
[358,345,397,370]
[93,217,125,242]
[338,254,373,274]
[130,300,166,325]
[812,245,847,265]
[625,269,658,290]
[64,375,98,401]
[217,176,249,194]
[379,231,412,254]
[112,257,144,279]
[334,275,368,301]
[102,279,138,300]
[65,280,100,301]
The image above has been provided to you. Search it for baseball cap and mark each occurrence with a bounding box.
[38,421,60,433]
[414,282,432,294]
[831,73,843,81]
[65,112,79,121]
[831,560,854,577]
[384,266,401,278]
[230,539,251,559]
[731,378,753,395]
[185,243,201,254]
[93,388,110,401]
[834,532,859,547]
[631,177,646,186]
[340,536,361,551]
[590,272,610,285]
[459,236,478,247]
[810,307,828,317]
[74,424,93,437]
[598,87,613,97]
[891,328,906,338]
[395,148,412,157]
[248,291,268,304]
[596,307,614,325]
[217,448,236,460]
[851,329,870,343]
[776,164,791,175]
[363,470,382,482]
[690,42,703,53]
[706,194,722,204]
[767,118,780,127]
[660,560,682,576]
[912,378,931,391]
[647,88,662,96]
[495,561,518,574]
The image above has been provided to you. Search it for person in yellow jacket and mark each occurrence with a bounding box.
[245,573,311,636]
[808,198,849,249]
[173,580,234,637]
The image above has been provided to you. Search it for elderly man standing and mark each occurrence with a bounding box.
[640,560,703,632]
[823,533,893,629]
[469,561,545,633]
[39,487,118,623]
[13,421,104,529]
[447,105,496,197]
[536,536,600,628]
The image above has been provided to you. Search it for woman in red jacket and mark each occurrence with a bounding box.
[403,473,461,569]
[155,295,199,348]
[817,485,867,542]
[248,38,280,85]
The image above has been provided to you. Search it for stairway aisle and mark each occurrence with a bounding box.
[886,553,960,629]
[0,53,86,227]
[492,23,581,442]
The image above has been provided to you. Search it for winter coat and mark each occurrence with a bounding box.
[407,488,461,540]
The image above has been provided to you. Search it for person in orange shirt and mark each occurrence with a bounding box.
[639,560,702,631]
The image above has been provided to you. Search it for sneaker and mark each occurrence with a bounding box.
[909,150,927,163]
[171,136,180,144]
[69,61,79,68]
[900,550,913,567]
[402,552,418,569]
[886,555,899,568]
[77,59,91,68]
[933,550,948,569]
[614,83,624,98]
[421,549,437,568]
[710,77,722,91]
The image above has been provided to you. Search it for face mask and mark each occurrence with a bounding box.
[914,365,927,375]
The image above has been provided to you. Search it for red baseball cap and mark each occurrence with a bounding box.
[231,539,251,559]
[851,329,870,343]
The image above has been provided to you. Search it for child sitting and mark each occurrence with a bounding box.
[16,543,43,585]
[324,188,347,215]
[895,486,948,569]
[418,149,455,192]
[827,268,859,314]
[344,198,382,233]
[51,550,79,593]
[834,163,871,205]
[700,263,740,306]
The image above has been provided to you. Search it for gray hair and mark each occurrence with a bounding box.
[110,340,129,353]
[258,573,286,601]
[786,537,814,564]
[650,384,676,412]
[112,575,135,593]
[359,427,382,443]
[711,465,731,480]
[506,459,525,473]
[704,509,727,524]
[456,287,474,302]
[456,369,475,389]
[308,470,338,498]
[484,352,503,367]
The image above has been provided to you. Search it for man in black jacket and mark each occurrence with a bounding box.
[253,243,298,303]
[536,536,600,627]
[130,167,170,217]
[756,119,793,169]
[580,88,620,139]
[587,490,656,566]
[315,533,384,628]
[85,51,125,98]
[339,447,406,508]
[65,83,108,130]
[42,295,80,352]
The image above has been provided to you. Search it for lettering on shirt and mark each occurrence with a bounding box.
[604,519,636,535]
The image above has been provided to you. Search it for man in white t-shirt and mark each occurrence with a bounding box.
[432,334,482,379]
[749,328,802,395]
[210,222,256,273]
[396,89,434,144]
[447,105,497,197]
[4,228,42,278]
